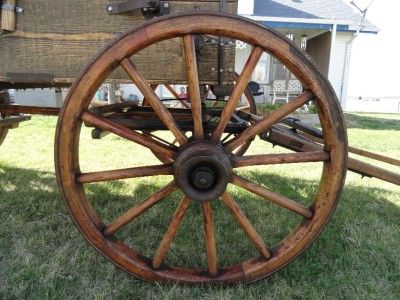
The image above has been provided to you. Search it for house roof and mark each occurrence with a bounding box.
[251,0,378,33]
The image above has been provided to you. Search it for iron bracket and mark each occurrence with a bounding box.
[106,0,170,19]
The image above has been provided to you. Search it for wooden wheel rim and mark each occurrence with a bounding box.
[55,12,347,283]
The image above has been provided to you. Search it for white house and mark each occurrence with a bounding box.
[237,0,378,107]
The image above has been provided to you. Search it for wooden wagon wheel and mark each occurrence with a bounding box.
[56,13,347,283]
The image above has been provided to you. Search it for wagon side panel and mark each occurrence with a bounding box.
[0,0,238,87]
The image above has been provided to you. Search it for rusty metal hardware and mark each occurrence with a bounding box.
[106,0,170,19]
[1,3,24,13]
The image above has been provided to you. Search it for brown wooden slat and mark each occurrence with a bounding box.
[349,146,400,167]
[77,164,173,184]
[231,174,313,219]
[183,34,204,139]
[152,196,191,269]
[0,104,60,116]
[225,91,314,152]
[104,181,177,236]
[211,46,263,142]
[221,192,271,258]
[231,151,329,168]
[348,157,400,186]
[121,58,188,146]
[268,126,400,186]
[202,202,218,276]
[81,111,175,158]
[0,2,238,87]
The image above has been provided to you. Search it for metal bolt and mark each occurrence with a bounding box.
[107,5,113,12]
[220,42,224,46]
[163,2,169,8]
[15,7,24,13]
[219,69,224,73]
[143,7,148,11]
[211,67,216,71]
[199,178,207,185]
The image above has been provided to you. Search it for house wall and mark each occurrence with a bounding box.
[306,31,354,106]
[327,32,354,105]
[307,32,331,77]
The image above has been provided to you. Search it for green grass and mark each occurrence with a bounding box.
[0,113,399,299]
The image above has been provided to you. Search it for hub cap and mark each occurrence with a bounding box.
[174,141,232,202]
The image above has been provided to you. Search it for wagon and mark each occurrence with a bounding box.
[0,0,399,284]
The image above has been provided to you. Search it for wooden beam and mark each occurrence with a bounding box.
[0,104,60,116]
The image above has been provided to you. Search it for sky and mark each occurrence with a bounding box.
[346,0,400,97]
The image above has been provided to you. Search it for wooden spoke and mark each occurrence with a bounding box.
[121,58,188,146]
[211,46,263,142]
[231,174,313,219]
[225,90,314,152]
[142,84,158,106]
[81,111,175,158]
[202,202,218,276]
[77,164,173,184]
[231,151,329,168]
[152,196,191,269]
[183,35,204,140]
[104,181,177,236]
[221,193,271,259]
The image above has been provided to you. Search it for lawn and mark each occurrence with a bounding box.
[0,112,399,299]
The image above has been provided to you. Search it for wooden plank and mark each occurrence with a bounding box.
[0,104,60,115]
[13,1,237,35]
[202,202,218,276]
[0,115,31,128]
[0,1,237,86]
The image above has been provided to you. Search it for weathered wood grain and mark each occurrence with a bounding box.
[0,1,237,86]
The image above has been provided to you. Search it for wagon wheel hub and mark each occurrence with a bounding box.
[174,141,231,202]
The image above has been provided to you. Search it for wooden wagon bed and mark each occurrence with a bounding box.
[0,0,237,88]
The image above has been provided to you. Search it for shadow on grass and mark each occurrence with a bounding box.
[345,113,400,131]
[0,164,399,298]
